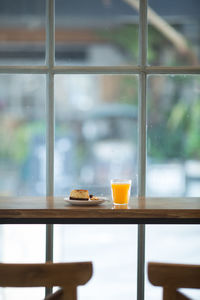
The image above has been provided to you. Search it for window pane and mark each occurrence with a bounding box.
[0,74,46,299]
[55,74,138,195]
[0,224,46,300]
[55,75,138,300]
[0,1,45,65]
[148,0,200,66]
[145,225,200,300]
[147,75,200,197]
[54,225,137,300]
[0,74,46,196]
[55,0,139,66]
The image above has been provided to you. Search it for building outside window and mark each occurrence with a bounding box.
[0,0,200,299]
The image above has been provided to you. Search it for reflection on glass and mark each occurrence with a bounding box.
[0,2,45,65]
[148,0,200,66]
[147,75,200,196]
[55,74,138,196]
[55,0,139,66]
[0,74,46,196]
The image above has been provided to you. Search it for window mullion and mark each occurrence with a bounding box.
[46,0,55,197]
[45,0,55,280]
[0,66,48,73]
[1,65,200,75]
[137,1,148,300]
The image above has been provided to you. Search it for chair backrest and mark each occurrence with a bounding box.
[148,262,200,300]
[0,262,93,300]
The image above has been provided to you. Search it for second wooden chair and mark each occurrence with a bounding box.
[148,261,200,300]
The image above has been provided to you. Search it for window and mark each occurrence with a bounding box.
[0,1,200,300]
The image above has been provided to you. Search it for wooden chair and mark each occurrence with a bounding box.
[148,262,200,300]
[0,262,93,300]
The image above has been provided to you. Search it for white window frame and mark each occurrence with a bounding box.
[0,0,200,299]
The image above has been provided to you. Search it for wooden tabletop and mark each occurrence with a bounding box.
[0,196,200,224]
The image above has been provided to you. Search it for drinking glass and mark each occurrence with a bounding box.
[111,179,132,205]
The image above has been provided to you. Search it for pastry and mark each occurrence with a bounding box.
[69,189,89,200]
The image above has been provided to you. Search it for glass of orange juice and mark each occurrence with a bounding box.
[111,179,132,205]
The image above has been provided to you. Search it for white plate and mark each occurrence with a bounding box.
[64,197,108,206]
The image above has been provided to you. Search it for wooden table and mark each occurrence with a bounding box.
[0,196,200,224]
[1,196,199,300]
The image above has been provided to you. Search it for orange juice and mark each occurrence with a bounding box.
[111,180,131,205]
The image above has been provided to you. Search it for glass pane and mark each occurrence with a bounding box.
[0,73,46,299]
[55,74,138,196]
[0,224,46,300]
[145,225,200,300]
[148,0,200,66]
[55,0,139,66]
[147,75,200,197]
[55,75,138,300]
[54,225,137,300]
[0,1,45,65]
[0,74,46,196]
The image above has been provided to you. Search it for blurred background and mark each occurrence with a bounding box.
[0,0,200,299]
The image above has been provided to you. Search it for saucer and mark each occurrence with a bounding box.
[64,197,108,206]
